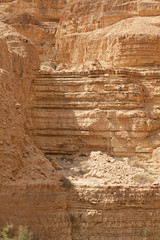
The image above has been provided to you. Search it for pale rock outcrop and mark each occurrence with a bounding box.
[68,183,160,240]
[31,68,160,174]
[55,0,160,70]
[0,1,160,240]
[0,22,71,240]
[0,0,67,62]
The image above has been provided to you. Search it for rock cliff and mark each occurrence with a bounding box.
[0,0,160,240]
[0,0,66,62]
[31,68,160,173]
[0,21,71,240]
[55,0,160,70]
[68,184,160,240]
[0,21,53,183]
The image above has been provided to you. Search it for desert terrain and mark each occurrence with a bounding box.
[0,0,160,239]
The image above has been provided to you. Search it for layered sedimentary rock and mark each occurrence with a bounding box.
[31,68,160,171]
[0,183,71,240]
[0,0,66,61]
[0,21,71,239]
[68,183,160,240]
[1,0,160,239]
[55,0,160,70]
[6,0,66,21]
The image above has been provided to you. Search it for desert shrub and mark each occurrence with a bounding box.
[15,226,34,240]
[61,177,72,189]
[69,214,76,223]
[0,223,36,240]
[143,226,149,240]
[0,222,14,240]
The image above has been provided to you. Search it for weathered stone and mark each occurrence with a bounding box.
[31,68,160,160]
[0,1,160,240]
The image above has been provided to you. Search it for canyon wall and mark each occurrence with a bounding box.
[55,0,160,70]
[0,183,71,240]
[0,21,40,183]
[0,21,71,240]
[68,184,160,240]
[0,1,160,240]
[29,1,160,237]
[0,0,66,62]
[31,68,160,172]
[0,181,160,240]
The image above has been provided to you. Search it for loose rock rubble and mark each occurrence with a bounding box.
[51,151,160,186]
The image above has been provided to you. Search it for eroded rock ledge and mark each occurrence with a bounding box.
[55,0,160,71]
[0,181,160,240]
[67,183,160,240]
[31,68,160,168]
[0,0,160,239]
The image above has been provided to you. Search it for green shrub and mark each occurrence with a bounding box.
[0,223,36,240]
[16,226,34,240]
[61,177,72,189]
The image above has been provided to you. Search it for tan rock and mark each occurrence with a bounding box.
[0,1,160,240]
[55,0,160,70]
[31,68,160,160]
[0,0,67,62]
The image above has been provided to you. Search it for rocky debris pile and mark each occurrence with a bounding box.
[51,151,160,187]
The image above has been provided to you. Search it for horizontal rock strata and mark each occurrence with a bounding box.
[0,0,67,61]
[30,68,160,161]
[0,183,72,240]
[68,183,160,240]
[55,0,160,70]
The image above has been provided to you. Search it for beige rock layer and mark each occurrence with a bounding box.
[6,0,66,21]
[0,21,71,240]
[55,0,160,70]
[31,68,160,172]
[0,21,62,183]
[0,0,66,62]
[68,183,160,240]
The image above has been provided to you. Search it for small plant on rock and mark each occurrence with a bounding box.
[0,222,37,240]
[61,177,72,189]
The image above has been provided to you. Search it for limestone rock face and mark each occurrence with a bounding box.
[30,68,160,174]
[0,22,58,183]
[55,0,160,70]
[0,0,66,62]
[0,1,160,240]
[6,0,66,21]
[68,184,160,240]
[0,22,71,240]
